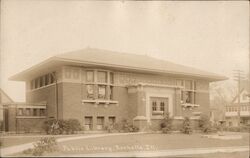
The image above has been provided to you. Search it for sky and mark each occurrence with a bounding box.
[0,0,249,102]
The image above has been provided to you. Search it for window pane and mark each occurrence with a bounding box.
[110,72,114,84]
[160,102,165,111]
[185,80,192,90]
[87,85,94,99]
[176,80,183,86]
[152,101,157,111]
[18,109,23,115]
[97,71,107,83]
[85,116,93,130]
[45,74,49,85]
[86,71,94,82]
[98,85,106,99]
[26,108,31,116]
[33,109,36,116]
[110,86,113,100]
[40,109,45,116]
[108,117,116,125]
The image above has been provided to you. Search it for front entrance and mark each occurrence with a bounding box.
[150,97,169,116]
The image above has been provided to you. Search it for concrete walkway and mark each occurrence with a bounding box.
[0,132,147,156]
[62,146,249,157]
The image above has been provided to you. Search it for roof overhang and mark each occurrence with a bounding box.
[9,56,228,82]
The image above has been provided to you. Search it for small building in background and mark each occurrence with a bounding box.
[225,80,250,126]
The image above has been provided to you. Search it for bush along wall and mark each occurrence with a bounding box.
[160,113,173,134]
[43,119,82,135]
[181,117,193,134]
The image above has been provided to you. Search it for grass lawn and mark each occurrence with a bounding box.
[0,134,91,148]
[8,132,249,157]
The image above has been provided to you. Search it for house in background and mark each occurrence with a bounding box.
[225,80,250,126]
[0,89,14,121]
[5,48,227,132]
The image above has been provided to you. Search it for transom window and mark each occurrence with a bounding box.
[86,71,94,82]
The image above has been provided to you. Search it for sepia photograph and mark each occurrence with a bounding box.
[0,0,249,157]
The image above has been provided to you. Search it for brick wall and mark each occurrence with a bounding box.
[17,118,46,133]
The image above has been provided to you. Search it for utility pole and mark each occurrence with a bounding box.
[233,70,245,126]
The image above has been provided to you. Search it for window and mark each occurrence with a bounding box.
[50,73,55,84]
[108,116,116,125]
[98,85,106,99]
[35,79,39,89]
[86,71,94,82]
[40,109,46,116]
[176,80,183,87]
[110,86,114,100]
[33,109,38,116]
[73,70,79,79]
[18,108,23,116]
[183,91,192,103]
[30,72,55,90]
[97,117,105,130]
[97,71,107,83]
[185,80,192,90]
[110,72,114,84]
[45,74,49,86]
[26,108,31,116]
[85,116,93,130]
[87,85,94,99]
[152,101,157,111]
[160,102,165,111]
[84,70,114,101]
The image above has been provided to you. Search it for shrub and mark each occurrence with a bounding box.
[181,117,192,134]
[199,115,215,133]
[0,120,3,131]
[23,137,58,156]
[43,119,82,135]
[160,113,172,134]
[110,119,139,133]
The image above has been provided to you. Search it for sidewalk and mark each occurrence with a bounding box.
[65,146,249,157]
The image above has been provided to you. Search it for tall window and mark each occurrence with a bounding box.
[87,85,94,99]
[179,80,196,104]
[84,70,114,100]
[98,85,106,99]
[86,71,94,82]
[152,101,157,111]
[160,102,165,111]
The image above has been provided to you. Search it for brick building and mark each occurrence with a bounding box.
[5,48,226,132]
